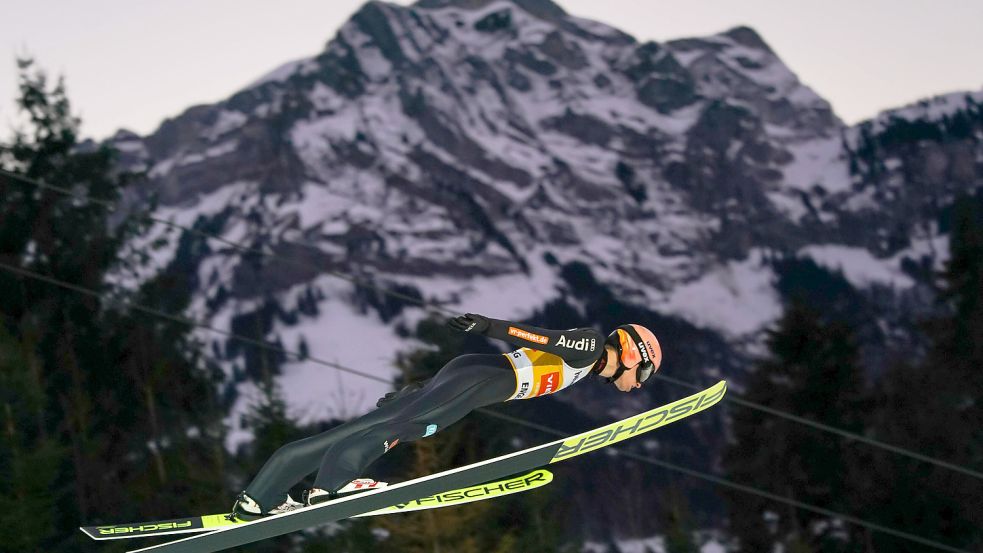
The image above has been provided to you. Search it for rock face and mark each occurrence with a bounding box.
[107,0,982,536]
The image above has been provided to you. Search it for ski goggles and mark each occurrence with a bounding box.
[636,360,656,384]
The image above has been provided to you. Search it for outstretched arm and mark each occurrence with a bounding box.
[448,313,603,368]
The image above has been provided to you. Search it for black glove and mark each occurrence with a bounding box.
[447,313,491,334]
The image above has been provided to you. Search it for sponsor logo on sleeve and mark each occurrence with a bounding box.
[383,438,400,452]
[555,335,597,352]
[535,372,559,396]
[508,327,549,345]
[423,424,438,437]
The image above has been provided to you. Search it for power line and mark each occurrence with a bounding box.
[654,373,983,481]
[0,260,970,553]
[485,408,972,553]
[3,167,980,483]
[0,169,451,319]
[0,260,389,384]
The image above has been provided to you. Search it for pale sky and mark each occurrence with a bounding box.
[1,0,980,141]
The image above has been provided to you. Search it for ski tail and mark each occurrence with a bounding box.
[80,514,239,541]
[80,469,552,541]
[80,478,390,541]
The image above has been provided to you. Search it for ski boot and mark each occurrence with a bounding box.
[305,478,388,506]
[302,487,336,507]
[228,491,304,522]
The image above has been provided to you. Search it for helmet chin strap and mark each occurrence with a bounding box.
[591,338,630,385]
[604,363,630,384]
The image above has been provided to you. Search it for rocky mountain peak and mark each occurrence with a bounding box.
[415,0,568,21]
[721,25,775,54]
[106,2,982,437]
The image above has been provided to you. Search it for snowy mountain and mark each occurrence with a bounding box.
[105,0,982,496]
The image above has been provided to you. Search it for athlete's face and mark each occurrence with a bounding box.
[613,364,642,392]
[599,345,642,392]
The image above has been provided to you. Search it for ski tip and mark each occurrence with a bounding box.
[79,526,103,541]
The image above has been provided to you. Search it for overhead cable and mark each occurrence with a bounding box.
[0,260,971,553]
[3,168,980,482]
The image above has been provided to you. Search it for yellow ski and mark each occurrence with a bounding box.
[80,469,552,540]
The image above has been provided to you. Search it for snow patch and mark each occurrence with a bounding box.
[869,89,983,129]
[114,139,147,155]
[179,141,238,166]
[400,251,563,330]
[105,182,253,302]
[274,285,401,424]
[615,536,665,553]
[223,275,408,450]
[663,250,782,338]
[307,82,344,112]
[701,539,727,553]
[800,244,914,289]
[779,135,850,194]
[766,191,809,222]
[892,233,950,271]
[291,110,361,154]
[353,37,394,81]
[585,535,725,553]
[206,110,248,141]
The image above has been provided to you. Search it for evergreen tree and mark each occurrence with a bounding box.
[858,194,983,551]
[0,58,229,551]
[929,195,983,423]
[663,487,698,553]
[0,324,64,551]
[495,468,573,553]
[723,301,866,552]
[376,437,493,553]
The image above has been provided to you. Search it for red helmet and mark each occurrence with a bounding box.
[605,324,662,383]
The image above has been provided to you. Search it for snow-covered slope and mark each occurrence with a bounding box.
[106,0,983,449]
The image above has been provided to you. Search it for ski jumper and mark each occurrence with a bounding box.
[243,318,605,511]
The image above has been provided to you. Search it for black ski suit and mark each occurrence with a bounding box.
[244,317,604,512]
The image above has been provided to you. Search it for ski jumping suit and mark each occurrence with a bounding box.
[244,318,605,511]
